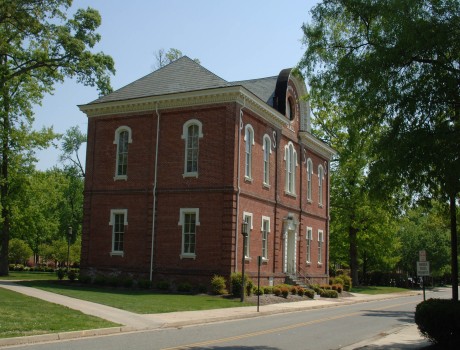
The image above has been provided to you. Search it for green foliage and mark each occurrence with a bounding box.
[56,269,65,281]
[304,289,315,299]
[273,287,281,296]
[339,274,353,292]
[155,280,170,291]
[331,284,343,293]
[210,275,227,295]
[177,282,192,293]
[263,286,274,294]
[8,239,32,265]
[320,289,338,298]
[153,48,200,69]
[280,287,289,298]
[137,279,152,289]
[230,272,252,297]
[415,299,460,347]
[0,0,114,275]
[297,287,305,296]
[67,270,77,282]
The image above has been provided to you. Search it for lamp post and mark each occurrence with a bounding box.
[67,227,72,273]
[241,219,249,302]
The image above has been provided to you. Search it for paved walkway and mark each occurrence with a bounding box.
[0,280,433,349]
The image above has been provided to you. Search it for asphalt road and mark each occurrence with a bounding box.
[7,288,450,350]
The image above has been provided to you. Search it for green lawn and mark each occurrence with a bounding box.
[351,286,411,294]
[0,271,57,280]
[19,280,254,314]
[0,288,118,339]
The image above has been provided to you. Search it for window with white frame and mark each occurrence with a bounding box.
[263,135,271,186]
[306,227,313,263]
[114,126,132,180]
[318,229,324,264]
[285,142,297,194]
[261,216,270,260]
[307,158,313,202]
[182,119,203,177]
[179,208,200,258]
[242,212,253,258]
[109,209,128,256]
[244,124,254,180]
[318,165,324,206]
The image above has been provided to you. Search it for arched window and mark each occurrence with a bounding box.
[244,124,254,180]
[114,126,132,180]
[285,142,297,195]
[182,119,203,177]
[286,97,295,121]
[318,165,324,206]
[307,158,313,201]
[263,134,272,186]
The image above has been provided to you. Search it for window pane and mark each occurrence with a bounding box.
[186,125,199,173]
[117,131,129,176]
[183,213,196,254]
[113,213,125,252]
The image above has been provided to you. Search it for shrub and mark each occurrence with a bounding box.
[320,284,331,290]
[67,270,77,282]
[415,298,460,347]
[156,280,170,291]
[138,279,152,289]
[79,274,91,284]
[254,287,264,296]
[211,275,227,295]
[263,286,274,294]
[108,277,120,287]
[177,282,192,293]
[197,284,207,294]
[304,289,315,299]
[339,274,352,291]
[331,284,343,293]
[320,289,338,298]
[230,272,252,297]
[297,287,305,296]
[56,268,65,280]
[332,276,344,285]
[273,287,281,296]
[122,278,134,288]
[94,275,107,286]
[281,287,289,298]
[290,286,298,295]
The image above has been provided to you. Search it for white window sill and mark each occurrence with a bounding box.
[110,251,124,257]
[180,253,196,260]
[317,262,323,266]
[306,261,311,266]
[114,175,128,181]
[318,204,324,208]
[307,199,312,204]
[261,257,269,263]
[183,172,198,178]
[263,183,271,189]
[244,176,253,183]
[284,191,297,198]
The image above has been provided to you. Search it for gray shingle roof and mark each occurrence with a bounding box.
[89,56,281,108]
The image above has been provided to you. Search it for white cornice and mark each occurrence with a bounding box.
[299,132,336,160]
[78,86,288,129]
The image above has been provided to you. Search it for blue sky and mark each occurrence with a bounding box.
[34,0,320,170]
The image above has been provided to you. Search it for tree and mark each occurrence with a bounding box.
[59,126,86,177]
[300,0,459,299]
[312,99,400,285]
[152,48,200,70]
[0,0,115,275]
[8,238,32,265]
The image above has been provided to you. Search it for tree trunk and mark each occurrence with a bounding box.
[449,193,458,301]
[349,226,359,286]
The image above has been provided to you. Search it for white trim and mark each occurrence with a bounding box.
[307,158,313,202]
[244,124,254,180]
[306,226,313,263]
[109,209,128,256]
[182,119,203,178]
[284,142,297,195]
[263,134,271,186]
[178,208,200,259]
[261,216,270,260]
[318,229,324,264]
[299,131,336,160]
[242,212,253,259]
[318,165,324,206]
[113,126,132,181]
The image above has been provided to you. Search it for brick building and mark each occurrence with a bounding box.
[79,57,335,287]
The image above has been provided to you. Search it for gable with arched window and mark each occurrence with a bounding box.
[284,142,297,195]
[182,119,203,177]
[244,124,254,180]
[113,126,132,180]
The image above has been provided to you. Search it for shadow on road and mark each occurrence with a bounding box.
[200,347,280,350]
[361,309,414,323]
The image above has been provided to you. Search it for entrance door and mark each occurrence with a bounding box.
[286,230,296,275]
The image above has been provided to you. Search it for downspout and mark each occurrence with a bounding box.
[150,104,161,281]
[234,99,245,272]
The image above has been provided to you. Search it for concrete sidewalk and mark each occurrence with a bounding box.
[0,280,432,349]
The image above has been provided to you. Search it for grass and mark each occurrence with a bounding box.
[351,286,411,294]
[19,280,254,314]
[0,271,56,280]
[0,288,118,339]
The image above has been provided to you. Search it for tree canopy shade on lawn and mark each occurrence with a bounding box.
[300,0,459,300]
[0,0,115,275]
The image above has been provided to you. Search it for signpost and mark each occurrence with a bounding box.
[417,250,430,301]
